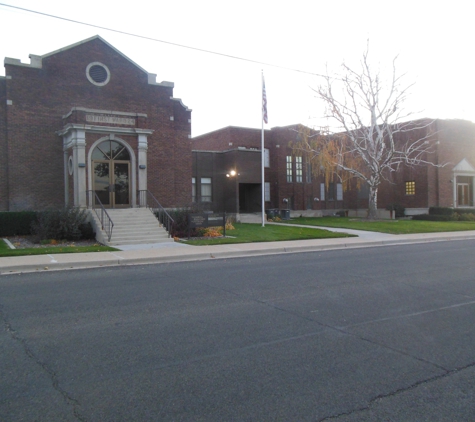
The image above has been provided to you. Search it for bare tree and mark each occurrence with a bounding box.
[296,47,438,219]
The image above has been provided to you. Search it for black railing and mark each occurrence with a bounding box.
[87,191,114,242]
[138,190,175,237]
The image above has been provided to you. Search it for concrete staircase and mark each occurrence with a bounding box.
[89,208,173,246]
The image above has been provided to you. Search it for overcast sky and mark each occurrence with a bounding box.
[0,1,473,137]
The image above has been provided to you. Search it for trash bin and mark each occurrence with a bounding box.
[280,209,290,220]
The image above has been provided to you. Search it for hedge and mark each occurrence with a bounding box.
[0,212,38,236]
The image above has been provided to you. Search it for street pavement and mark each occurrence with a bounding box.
[2,224,475,274]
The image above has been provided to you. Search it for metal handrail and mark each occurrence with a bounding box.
[137,190,175,237]
[87,191,114,242]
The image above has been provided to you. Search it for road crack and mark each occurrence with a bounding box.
[0,303,87,421]
[316,361,475,421]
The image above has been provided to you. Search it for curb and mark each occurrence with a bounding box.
[2,233,475,275]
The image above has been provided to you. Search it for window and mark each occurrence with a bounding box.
[456,176,473,206]
[201,177,212,202]
[328,182,335,200]
[86,62,110,86]
[286,156,293,183]
[306,162,312,183]
[405,181,415,195]
[337,183,343,201]
[265,182,270,201]
[320,183,325,201]
[192,177,196,202]
[296,157,303,183]
[264,149,270,168]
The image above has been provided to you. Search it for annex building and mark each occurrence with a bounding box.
[193,119,475,218]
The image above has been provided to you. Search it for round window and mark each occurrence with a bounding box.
[86,62,110,86]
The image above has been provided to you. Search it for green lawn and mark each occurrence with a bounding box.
[182,222,353,246]
[277,217,475,235]
[0,239,118,257]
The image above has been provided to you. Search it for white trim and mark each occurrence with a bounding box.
[86,62,111,87]
[62,107,147,119]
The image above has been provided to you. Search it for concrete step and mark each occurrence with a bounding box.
[88,208,173,246]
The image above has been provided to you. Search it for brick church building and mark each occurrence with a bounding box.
[0,36,191,212]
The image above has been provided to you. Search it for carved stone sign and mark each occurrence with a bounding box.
[86,114,135,125]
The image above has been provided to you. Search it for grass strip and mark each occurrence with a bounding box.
[182,222,353,246]
[0,240,118,257]
[277,217,475,235]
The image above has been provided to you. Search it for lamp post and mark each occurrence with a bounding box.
[226,169,239,222]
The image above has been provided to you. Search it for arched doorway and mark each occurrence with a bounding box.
[92,140,131,208]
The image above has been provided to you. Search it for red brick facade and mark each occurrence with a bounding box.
[193,120,475,215]
[0,36,191,211]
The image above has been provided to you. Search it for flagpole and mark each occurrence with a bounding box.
[261,71,266,227]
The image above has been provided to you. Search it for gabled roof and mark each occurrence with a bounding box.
[453,158,475,173]
[4,35,174,87]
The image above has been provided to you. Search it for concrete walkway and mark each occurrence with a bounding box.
[2,225,475,274]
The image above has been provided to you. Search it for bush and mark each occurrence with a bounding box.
[0,211,38,236]
[165,204,208,238]
[79,222,96,239]
[428,207,454,216]
[386,204,406,218]
[31,207,88,241]
[457,212,475,221]
[412,214,455,221]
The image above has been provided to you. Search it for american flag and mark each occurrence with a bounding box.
[262,75,268,124]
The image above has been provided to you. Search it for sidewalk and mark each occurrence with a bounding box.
[2,228,475,275]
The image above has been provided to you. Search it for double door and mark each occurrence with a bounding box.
[93,160,130,208]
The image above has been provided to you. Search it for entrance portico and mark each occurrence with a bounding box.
[59,107,153,209]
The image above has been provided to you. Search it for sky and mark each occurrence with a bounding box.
[0,1,473,137]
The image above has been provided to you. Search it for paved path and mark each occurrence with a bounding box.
[2,226,475,274]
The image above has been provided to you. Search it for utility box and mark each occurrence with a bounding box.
[280,209,290,220]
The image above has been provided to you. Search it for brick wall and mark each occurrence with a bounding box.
[2,37,191,210]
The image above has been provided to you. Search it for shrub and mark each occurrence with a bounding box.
[457,212,475,221]
[31,207,88,241]
[165,204,212,238]
[428,207,454,216]
[386,204,405,218]
[0,211,38,236]
[412,214,455,221]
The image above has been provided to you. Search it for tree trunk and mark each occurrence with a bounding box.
[368,186,378,220]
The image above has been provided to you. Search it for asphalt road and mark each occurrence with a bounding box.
[1,240,475,421]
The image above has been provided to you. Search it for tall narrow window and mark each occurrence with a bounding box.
[286,156,293,183]
[296,157,303,183]
[264,182,270,201]
[201,177,212,202]
[192,177,196,202]
[456,176,473,206]
[264,149,270,168]
[306,162,312,183]
[320,183,325,201]
[328,182,335,200]
[337,183,343,201]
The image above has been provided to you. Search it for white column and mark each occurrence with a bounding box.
[137,133,148,207]
[73,129,87,207]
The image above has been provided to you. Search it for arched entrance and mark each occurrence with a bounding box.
[92,140,131,208]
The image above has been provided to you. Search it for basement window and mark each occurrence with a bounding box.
[86,62,110,86]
